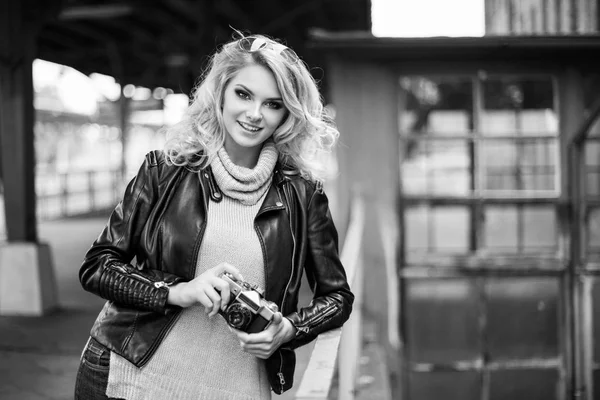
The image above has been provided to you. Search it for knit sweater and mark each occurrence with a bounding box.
[105,145,277,400]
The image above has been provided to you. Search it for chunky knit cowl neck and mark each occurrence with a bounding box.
[209,141,278,206]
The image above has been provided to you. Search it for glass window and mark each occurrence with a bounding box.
[481,77,556,135]
[405,206,470,258]
[482,205,557,253]
[401,140,470,196]
[586,141,600,197]
[589,117,600,138]
[583,73,600,113]
[399,74,560,259]
[482,206,518,252]
[479,138,558,193]
[523,206,557,251]
[398,76,473,139]
[589,208,600,254]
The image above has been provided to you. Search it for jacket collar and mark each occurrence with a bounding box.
[198,164,287,215]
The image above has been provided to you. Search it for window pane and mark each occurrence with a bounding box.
[398,76,473,136]
[405,206,470,257]
[584,73,600,114]
[481,77,557,136]
[433,206,469,252]
[590,208,600,254]
[486,277,560,360]
[401,140,470,196]
[479,138,558,193]
[586,171,600,197]
[405,279,480,363]
[522,206,557,252]
[483,206,518,252]
[586,141,600,197]
[483,206,557,253]
[406,206,429,252]
[589,116,600,137]
[586,142,600,167]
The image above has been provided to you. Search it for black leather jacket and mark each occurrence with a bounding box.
[79,150,354,394]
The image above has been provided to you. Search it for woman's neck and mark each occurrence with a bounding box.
[223,142,261,169]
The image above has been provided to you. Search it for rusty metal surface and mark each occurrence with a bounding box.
[486,277,560,360]
[405,278,481,364]
[408,371,480,400]
[488,369,560,400]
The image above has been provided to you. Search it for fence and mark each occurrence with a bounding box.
[36,169,123,220]
[295,194,366,400]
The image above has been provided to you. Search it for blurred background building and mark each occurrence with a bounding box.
[2,1,600,400]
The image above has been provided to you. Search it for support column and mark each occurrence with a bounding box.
[119,94,130,178]
[0,0,57,315]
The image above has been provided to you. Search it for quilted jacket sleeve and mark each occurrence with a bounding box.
[79,151,183,314]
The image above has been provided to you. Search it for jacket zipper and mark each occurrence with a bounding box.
[278,183,297,391]
[280,183,296,313]
[138,311,182,367]
[254,183,296,392]
[109,263,172,289]
[138,220,206,367]
[107,262,184,366]
[277,352,285,393]
[295,303,338,335]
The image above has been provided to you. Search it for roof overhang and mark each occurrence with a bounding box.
[308,31,600,65]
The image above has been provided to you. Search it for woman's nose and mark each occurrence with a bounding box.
[245,104,263,122]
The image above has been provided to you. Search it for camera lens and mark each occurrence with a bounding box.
[226,303,252,330]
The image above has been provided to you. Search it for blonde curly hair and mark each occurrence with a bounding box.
[162,32,339,181]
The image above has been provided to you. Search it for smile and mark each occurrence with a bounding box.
[238,121,262,133]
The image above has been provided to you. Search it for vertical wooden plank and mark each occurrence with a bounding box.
[559,0,572,33]
[590,0,598,31]
[0,0,38,242]
[547,0,558,33]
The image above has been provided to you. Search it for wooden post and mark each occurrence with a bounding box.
[0,0,57,315]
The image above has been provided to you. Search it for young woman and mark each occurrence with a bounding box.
[74,33,354,400]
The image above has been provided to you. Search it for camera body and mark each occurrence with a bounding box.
[218,272,279,333]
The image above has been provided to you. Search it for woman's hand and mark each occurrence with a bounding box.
[167,262,242,316]
[230,312,297,359]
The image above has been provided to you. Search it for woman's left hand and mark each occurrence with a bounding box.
[230,312,297,359]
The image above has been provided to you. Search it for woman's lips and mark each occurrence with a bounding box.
[238,121,262,132]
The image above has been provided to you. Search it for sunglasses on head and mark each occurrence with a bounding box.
[238,37,300,64]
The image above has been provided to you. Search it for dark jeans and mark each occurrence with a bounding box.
[74,337,124,400]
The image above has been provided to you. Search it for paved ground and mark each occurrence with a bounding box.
[0,216,318,400]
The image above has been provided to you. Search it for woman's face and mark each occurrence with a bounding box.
[221,64,287,165]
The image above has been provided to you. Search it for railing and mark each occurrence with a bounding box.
[35,169,123,220]
[295,195,366,400]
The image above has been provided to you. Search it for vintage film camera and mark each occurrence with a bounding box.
[218,272,279,333]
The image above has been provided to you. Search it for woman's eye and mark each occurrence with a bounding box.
[236,90,250,100]
[265,101,283,110]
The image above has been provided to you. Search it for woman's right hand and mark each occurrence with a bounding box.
[167,263,242,316]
